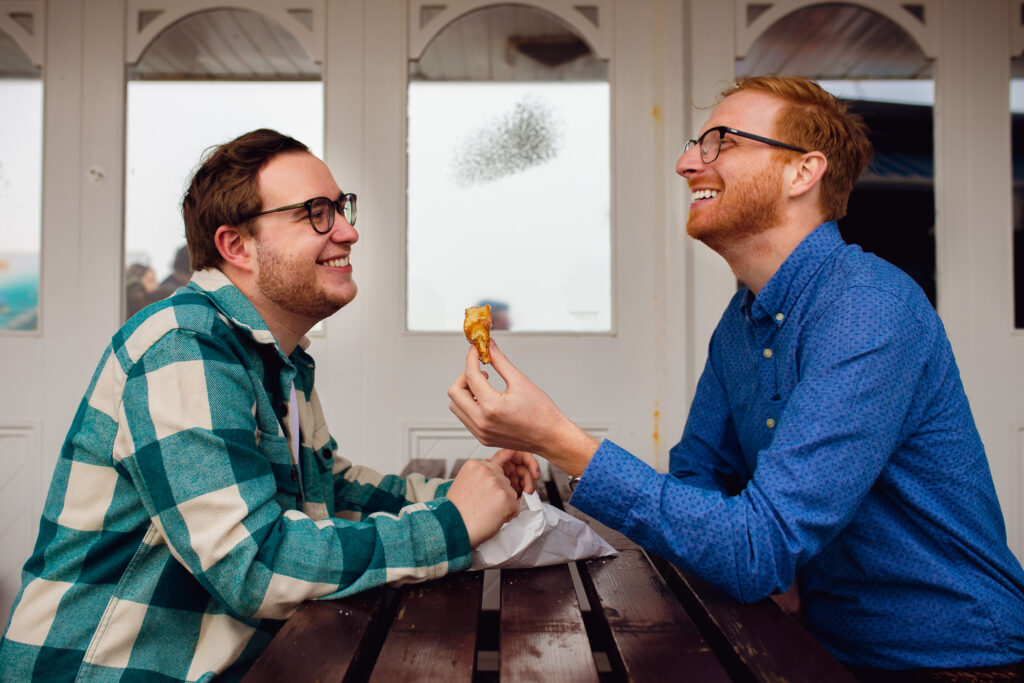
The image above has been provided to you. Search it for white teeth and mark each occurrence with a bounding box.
[692,189,720,200]
[321,257,349,268]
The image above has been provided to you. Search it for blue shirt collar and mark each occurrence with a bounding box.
[743,221,845,326]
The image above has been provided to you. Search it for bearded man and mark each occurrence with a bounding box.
[448,77,1024,677]
[0,129,539,682]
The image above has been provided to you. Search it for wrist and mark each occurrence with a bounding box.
[540,424,599,478]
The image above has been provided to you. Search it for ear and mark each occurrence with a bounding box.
[214,224,256,273]
[787,151,827,200]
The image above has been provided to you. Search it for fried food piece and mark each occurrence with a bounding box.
[464,304,492,364]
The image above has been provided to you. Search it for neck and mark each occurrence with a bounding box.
[713,214,825,294]
[252,303,311,357]
[218,265,313,357]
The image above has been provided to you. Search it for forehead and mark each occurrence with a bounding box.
[701,90,788,136]
[258,151,340,204]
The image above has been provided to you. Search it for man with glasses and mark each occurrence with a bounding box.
[449,77,1024,676]
[1,128,538,682]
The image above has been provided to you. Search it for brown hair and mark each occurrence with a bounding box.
[721,76,873,221]
[182,128,309,270]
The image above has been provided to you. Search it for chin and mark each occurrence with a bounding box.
[685,216,715,242]
[333,282,357,307]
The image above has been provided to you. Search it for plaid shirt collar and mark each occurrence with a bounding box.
[184,270,311,387]
[187,267,312,358]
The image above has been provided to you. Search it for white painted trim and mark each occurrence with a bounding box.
[0,420,41,634]
[407,0,612,61]
[735,0,938,60]
[124,0,326,66]
[0,0,44,67]
[0,419,43,525]
[405,421,614,464]
[685,0,740,424]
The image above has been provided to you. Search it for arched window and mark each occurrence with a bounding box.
[122,8,323,320]
[0,25,42,331]
[738,2,936,305]
[406,4,610,332]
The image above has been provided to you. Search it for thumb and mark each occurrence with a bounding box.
[487,341,526,385]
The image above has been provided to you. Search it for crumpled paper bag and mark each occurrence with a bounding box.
[470,491,617,570]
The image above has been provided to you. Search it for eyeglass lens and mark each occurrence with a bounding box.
[308,195,356,233]
[682,129,722,164]
[699,129,722,163]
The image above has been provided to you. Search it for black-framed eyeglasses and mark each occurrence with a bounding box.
[683,126,808,164]
[248,193,357,234]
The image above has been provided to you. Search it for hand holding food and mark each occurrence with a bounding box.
[464,304,492,364]
[447,340,601,477]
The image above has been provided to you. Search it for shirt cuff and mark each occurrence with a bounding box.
[424,497,473,572]
[570,439,658,532]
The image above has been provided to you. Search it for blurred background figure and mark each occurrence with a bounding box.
[476,299,511,330]
[124,262,157,318]
[150,245,193,302]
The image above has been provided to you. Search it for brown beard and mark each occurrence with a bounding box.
[254,237,355,321]
[686,159,785,252]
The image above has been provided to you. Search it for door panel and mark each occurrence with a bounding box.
[317,0,665,478]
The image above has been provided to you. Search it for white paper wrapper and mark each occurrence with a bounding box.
[470,491,617,570]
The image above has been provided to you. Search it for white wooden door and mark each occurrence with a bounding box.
[0,0,128,631]
[313,0,673,479]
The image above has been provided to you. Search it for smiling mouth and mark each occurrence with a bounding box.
[318,256,350,268]
[691,189,720,202]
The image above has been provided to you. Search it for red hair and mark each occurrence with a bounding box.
[722,76,873,221]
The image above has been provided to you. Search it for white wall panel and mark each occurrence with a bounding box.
[0,423,40,632]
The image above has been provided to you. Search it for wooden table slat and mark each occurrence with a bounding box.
[500,565,599,682]
[450,459,468,478]
[579,549,732,682]
[651,556,857,683]
[368,571,484,683]
[245,461,856,682]
[401,458,448,479]
[243,586,399,683]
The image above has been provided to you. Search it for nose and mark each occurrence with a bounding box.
[330,217,359,245]
[676,143,703,178]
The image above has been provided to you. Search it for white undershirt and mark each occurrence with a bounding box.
[289,384,301,479]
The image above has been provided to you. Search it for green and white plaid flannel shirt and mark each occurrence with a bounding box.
[0,268,472,682]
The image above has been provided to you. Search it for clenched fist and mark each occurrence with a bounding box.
[446,459,522,547]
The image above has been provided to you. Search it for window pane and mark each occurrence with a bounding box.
[738,4,935,306]
[0,77,42,331]
[125,81,323,318]
[819,81,936,306]
[407,81,610,332]
[123,8,322,321]
[407,4,610,333]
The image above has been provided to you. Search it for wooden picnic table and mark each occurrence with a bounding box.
[243,459,856,682]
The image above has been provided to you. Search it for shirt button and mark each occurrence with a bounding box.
[775,312,785,322]
[763,348,773,359]
[766,418,776,429]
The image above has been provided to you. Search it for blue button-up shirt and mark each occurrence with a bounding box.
[573,222,1024,669]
